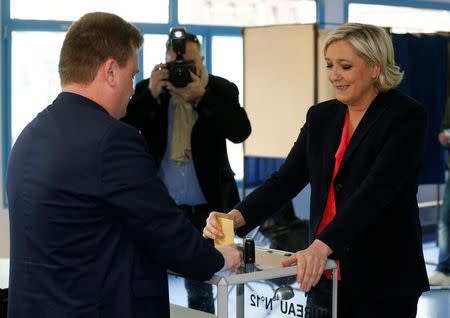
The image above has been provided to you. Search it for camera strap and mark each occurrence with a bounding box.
[170,66,209,162]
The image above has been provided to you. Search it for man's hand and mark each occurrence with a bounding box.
[148,63,169,99]
[281,239,332,292]
[202,211,230,240]
[166,71,205,103]
[216,245,242,270]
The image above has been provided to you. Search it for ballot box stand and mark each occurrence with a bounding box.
[169,247,338,318]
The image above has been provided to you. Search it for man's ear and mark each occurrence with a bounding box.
[102,58,118,87]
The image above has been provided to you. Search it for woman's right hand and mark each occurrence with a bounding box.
[202,211,230,240]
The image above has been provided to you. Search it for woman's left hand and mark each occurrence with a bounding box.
[281,239,332,292]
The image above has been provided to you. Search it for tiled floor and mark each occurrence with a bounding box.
[1,243,449,317]
[417,242,450,318]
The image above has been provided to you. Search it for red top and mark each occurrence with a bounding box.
[316,111,351,279]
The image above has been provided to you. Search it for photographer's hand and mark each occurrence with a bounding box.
[148,63,169,99]
[438,131,450,146]
[166,71,205,103]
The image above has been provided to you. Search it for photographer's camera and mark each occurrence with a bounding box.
[166,27,196,88]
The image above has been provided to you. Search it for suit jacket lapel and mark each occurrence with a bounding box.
[338,93,388,173]
[319,103,346,213]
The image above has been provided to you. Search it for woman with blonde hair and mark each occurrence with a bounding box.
[204,23,429,317]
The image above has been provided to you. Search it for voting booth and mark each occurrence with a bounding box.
[169,246,338,318]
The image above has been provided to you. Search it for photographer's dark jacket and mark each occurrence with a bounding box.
[122,74,251,212]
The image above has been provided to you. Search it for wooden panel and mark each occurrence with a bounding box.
[317,29,336,103]
[243,24,316,158]
[0,212,9,258]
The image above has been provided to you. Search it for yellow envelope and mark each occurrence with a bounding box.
[214,217,234,247]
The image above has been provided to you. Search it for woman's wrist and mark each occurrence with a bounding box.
[311,239,333,258]
[228,209,246,228]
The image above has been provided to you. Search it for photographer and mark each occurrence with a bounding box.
[122,29,251,314]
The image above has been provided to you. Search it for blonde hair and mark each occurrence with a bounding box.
[324,23,403,91]
[59,12,143,85]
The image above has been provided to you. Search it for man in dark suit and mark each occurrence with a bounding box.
[6,12,241,318]
[122,29,251,313]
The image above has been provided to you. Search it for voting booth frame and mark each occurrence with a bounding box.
[170,246,338,318]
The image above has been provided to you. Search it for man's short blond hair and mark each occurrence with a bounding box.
[59,12,143,85]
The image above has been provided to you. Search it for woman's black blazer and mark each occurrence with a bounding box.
[237,89,429,296]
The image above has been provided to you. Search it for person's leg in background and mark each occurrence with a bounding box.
[437,179,450,274]
[183,208,215,313]
[184,279,215,314]
[429,177,450,285]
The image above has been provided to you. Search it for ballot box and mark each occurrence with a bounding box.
[169,246,338,318]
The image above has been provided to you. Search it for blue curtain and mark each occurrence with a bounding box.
[392,34,448,184]
[244,156,285,189]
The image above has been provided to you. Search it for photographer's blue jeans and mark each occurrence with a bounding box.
[437,178,450,274]
[184,278,214,314]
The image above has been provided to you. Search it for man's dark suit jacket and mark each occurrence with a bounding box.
[6,92,224,318]
[122,74,251,213]
[237,89,430,297]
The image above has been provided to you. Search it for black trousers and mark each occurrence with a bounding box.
[0,288,7,318]
[306,276,421,318]
[178,204,215,314]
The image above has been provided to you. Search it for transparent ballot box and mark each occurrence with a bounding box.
[169,247,338,318]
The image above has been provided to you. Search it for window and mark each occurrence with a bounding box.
[11,32,65,145]
[212,36,243,104]
[349,3,450,33]
[143,35,168,76]
[11,0,169,23]
[212,36,244,180]
[179,0,316,26]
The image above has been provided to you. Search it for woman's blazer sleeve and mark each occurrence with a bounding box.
[236,107,314,234]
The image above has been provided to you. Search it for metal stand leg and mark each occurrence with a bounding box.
[437,183,441,247]
[332,268,338,318]
[217,279,228,318]
[236,284,244,318]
